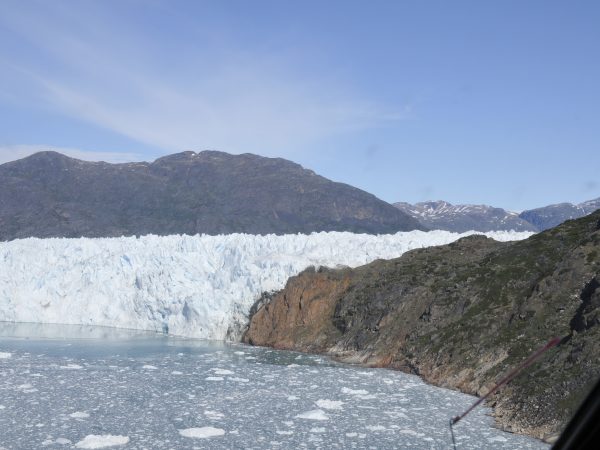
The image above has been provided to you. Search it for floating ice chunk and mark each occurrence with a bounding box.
[287,395,299,401]
[488,436,508,442]
[0,405,4,409]
[205,376,223,381]
[341,387,369,395]
[366,425,387,431]
[142,365,157,370]
[228,377,249,382]
[315,399,343,410]
[179,427,226,438]
[16,383,38,393]
[74,434,129,448]
[171,370,183,375]
[384,410,409,419]
[276,430,294,435]
[204,410,224,419]
[234,351,245,355]
[69,411,90,419]
[56,438,72,445]
[0,352,11,359]
[60,364,83,370]
[212,368,234,375]
[295,409,329,421]
[399,429,423,437]
[310,427,326,433]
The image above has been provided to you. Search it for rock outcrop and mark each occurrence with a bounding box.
[244,210,600,440]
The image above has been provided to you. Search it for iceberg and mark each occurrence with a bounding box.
[0,230,532,340]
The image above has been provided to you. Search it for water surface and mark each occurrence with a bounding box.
[0,323,548,449]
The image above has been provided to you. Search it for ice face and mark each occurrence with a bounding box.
[0,230,532,341]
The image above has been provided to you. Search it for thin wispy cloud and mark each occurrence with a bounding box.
[0,1,405,157]
[0,144,145,165]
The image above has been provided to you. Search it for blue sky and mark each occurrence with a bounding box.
[0,0,598,211]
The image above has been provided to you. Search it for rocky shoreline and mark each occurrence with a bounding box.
[243,211,600,441]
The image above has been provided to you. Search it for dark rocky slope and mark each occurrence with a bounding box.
[0,151,424,241]
[244,211,600,440]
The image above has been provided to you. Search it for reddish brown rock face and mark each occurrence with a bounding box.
[244,268,350,352]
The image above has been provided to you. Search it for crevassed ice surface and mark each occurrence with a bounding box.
[0,324,547,450]
[0,231,532,340]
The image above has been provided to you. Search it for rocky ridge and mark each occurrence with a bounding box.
[244,210,600,440]
[394,198,600,232]
[394,200,537,232]
[0,150,424,241]
[519,198,600,231]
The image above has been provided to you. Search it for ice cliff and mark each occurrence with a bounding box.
[0,230,532,340]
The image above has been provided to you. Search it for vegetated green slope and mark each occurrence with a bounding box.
[245,210,600,439]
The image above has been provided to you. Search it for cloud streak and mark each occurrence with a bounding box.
[0,1,406,157]
[0,144,145,165]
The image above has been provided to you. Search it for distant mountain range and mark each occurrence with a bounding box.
[0,150,424,241]
[518,198,600,231]
[394,199,600,232]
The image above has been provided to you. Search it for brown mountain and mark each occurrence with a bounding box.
[0,150,425,241]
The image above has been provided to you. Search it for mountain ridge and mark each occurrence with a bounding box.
[395,198,600,232]
[0,150,425,241]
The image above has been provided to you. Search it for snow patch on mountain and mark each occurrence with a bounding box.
[0,231,532,341]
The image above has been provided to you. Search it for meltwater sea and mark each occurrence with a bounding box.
[0,324,547,449]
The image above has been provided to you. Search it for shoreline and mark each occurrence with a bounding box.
[246,340,557,444]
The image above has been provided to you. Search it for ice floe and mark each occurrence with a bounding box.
[315,399,344,410]
[179,427,226,438]
[295,409,329,421]
[74,434,129,448]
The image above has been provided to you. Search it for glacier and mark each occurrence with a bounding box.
[0,230,533,341]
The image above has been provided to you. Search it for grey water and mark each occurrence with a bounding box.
[0,323,547,449]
